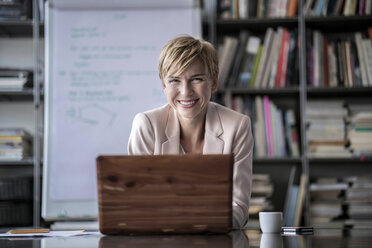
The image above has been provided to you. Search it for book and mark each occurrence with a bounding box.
[275,28,290,88]
[261,29,278,88]
[254,96,266,157]
[249,45,263,88]
[285,30,298,87]
[218,36,239,90]
[0,69,33,91]
[237,36,261,88]
[294,174,307,226]
[268,28,283,88]
[284,166,297,226]
[285,109,300,157]
[263,96,273,156]
[255,28,274,88]
[287,0,298,17]
[228,30,250,88]
[362,39,372,86]
[354,33,369,87]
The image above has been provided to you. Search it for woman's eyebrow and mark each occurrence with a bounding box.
[191,73,207,77]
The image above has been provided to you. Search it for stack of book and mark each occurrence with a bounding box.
[347,103,372,157]
[218,0,298,19]
[304,0,372,16]
[344,176,372,229]
[306,29,372,88]
[0,69,33,91]
[0,128,33,160]
[218,27,299,89]
[227,95,300,158]
[246,173,274,228]
[310,177,348,228]
[306,100,351,158]
[0,0,32,20]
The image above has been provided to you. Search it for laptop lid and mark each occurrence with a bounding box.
[96,154,233,234]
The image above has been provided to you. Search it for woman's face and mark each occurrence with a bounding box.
[162,58,217,123]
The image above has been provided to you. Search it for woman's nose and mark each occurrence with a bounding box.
[180,82,192,95]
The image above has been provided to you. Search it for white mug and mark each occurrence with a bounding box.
[259,211,283,233]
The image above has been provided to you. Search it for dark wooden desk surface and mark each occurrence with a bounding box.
[1,229,372,247]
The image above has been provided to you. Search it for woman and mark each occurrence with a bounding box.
[128,35,253,229]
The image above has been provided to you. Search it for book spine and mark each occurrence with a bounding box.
[263,96,273,156]
[287,0,298,17]
[279,28,290,88]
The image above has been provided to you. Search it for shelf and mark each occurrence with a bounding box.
[0,158,34,166]
[216,17,298,33]
[308,157,372,165]
[0,89,34,101]
[218,87,300,96]
[305,15,372,32]
[254,157,302,164]
[0,20,44,37]
[307,87,372,98]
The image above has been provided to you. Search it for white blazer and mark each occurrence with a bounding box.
[128,102,253,228]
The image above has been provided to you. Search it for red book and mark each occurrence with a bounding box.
[275,28,290,88]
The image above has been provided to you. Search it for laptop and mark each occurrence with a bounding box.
[96,154,233,235]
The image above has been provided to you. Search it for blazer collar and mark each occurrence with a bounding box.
[203,102,224,154]
[162,103,224,154]
[162,105,181,154]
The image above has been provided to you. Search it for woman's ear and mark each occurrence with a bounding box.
[161,80,166,90]
[211,78,218,93]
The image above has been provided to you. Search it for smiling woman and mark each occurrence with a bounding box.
[127,35,254,229]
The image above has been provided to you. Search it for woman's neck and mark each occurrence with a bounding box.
[179,117,205,154]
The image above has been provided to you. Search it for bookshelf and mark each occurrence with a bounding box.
[0,0,42,227]
[209,0,372,226]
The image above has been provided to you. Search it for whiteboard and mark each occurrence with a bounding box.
[42,0,201,220]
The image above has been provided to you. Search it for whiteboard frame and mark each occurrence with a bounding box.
[42,1,99,221]
[42,0,201,221]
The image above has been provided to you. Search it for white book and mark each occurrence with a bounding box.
[304,0,315,16]
[313,31,321,87]
[343,0,353,15]
[268,28,283,88]
[279,0,288,16]
[218,36,239,90]
[255,96,266,157]
[261,30,278,88]
[328,43,339,87]
[239,0,248,18]
[366,0,372,15]
[362,39,372,87]
[354,33,369,87]
[269,100,278,156]
[267,27,283,88]
[255,28,274,88]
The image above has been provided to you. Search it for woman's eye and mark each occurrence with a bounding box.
[169,79,180,84]
[192,78,203,83]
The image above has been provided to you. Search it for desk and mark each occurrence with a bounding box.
[1,229,372,247]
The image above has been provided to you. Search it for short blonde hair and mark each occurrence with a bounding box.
[158,35,218,82]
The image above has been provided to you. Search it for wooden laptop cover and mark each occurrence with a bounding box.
[96,154,233,235]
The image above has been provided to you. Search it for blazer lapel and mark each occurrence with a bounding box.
[162,106,180,154]
[203,103,224,154]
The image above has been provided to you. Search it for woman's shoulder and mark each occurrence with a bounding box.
[133,104,171,126]
[142,104,170,117]
[210,102,250,121]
